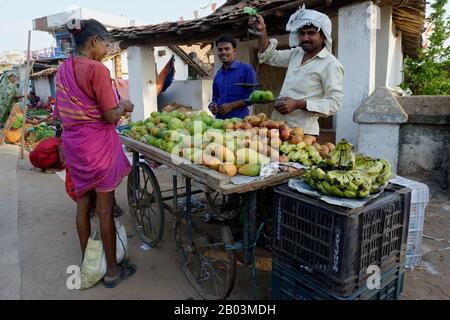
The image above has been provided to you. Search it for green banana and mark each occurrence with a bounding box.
[316,181,329,195]
[322,180,335,194]
[345,181,359,192]
[357,189,370,198]
[330,185,344,197]
[376,159,392,184]
[343,190,357,199]
[312,167,326,180]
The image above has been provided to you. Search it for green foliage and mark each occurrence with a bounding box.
[401,0,450,95]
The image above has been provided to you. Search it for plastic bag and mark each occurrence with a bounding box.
[79,219,128,289]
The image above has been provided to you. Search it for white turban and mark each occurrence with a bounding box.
[286,4,332,51]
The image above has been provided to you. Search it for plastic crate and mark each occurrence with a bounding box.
[405,230,423,268]
[272,183,411,296]
[390,176,429,268]
[272,259,404,300]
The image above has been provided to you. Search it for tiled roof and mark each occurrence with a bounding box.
[110,0,425,57]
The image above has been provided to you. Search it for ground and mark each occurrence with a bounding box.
[0,145,449,300]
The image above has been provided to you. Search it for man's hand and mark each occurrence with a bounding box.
[209,102,219,115]
[275,97,306,115]
[249,14,266,33]
[218,103,234,116]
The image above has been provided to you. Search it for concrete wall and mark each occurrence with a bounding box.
[157,80,213,112]
[397,96,450,181]
[398,124,450,175]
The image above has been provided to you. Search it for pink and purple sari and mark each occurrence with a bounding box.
[55,57,131,198]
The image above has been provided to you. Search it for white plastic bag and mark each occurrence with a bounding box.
[79,218,128,289]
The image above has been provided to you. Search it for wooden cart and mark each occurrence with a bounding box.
[121,135,303,299]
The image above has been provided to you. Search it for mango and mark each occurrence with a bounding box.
[214,146,236,164]
[238,164,261,177]
[168,118,185,130]
[236,148,271,165]
[219,163,237,177]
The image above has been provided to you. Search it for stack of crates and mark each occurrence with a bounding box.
[390,176,429,268]
[271,183,411,300]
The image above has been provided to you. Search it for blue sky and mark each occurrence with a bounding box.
[0,0,448,52]
[0,0,225,52]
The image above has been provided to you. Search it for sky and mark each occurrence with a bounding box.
[0,0,448,53]
[0,0,226,52]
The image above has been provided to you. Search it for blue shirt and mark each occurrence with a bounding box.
[212,60,257,119]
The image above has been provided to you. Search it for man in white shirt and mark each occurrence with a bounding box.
[249,6,344,136]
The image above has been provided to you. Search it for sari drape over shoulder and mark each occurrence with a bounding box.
[55,58,131,197]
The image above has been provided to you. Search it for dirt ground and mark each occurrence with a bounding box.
[13,151,450,300]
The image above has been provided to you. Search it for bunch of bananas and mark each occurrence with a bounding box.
[319,139,355,170]
[303,167,373,198]
[280,141,322,166]
[355,155,392,193]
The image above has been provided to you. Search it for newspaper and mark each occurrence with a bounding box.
[288,179,384,209]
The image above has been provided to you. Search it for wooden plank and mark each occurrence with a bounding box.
[120,135,304,195]
[121,136,231,188]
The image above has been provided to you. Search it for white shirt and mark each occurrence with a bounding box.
[259,39,344,135]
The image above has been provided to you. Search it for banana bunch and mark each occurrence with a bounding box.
[355,155,392,193]
[319,139,355,170]
[303,167,373,199]
[280,141,322,166]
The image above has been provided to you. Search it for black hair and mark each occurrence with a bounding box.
[215,35,236,49]
[299,24,325,39]
[66,19,110,49]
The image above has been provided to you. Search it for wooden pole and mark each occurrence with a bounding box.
[20,30,32,160]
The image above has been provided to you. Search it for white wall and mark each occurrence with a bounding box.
[336,1,378,146]
[34,78,52,102]
[154,47,189,81]
[376,6,403,87]
[157,80,213,112]
[387,31,403,86]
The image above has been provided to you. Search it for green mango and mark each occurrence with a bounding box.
[160,115,172,124]
[158,128,168,139]
[202,115,213,126]
[151,111,161,118]
[211,119,224,130]
[145,122,155,131]
[263,91,274,101]
[168,118,185,130]
[187,121,207,136]
[151,127,160,137]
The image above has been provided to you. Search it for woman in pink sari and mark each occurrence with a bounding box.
[55,19,136,288]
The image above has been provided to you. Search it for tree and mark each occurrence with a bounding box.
[401,0,450,95]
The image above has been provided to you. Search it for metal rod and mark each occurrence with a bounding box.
[172,171,178,215]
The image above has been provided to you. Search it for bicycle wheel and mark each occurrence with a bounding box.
[127,161,165,247]
[175,209,236,300]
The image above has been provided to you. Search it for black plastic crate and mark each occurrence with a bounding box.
[272,258,404,300]
[272,183,411,296]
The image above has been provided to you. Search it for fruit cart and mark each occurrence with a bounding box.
[120,135,303,300]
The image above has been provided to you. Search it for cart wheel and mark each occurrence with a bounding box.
[175,210,236,300]
[127,162,165,247]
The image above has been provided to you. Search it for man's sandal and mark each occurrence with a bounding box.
[103,262,137,289]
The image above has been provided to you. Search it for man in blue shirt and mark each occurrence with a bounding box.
[209,35,257,119]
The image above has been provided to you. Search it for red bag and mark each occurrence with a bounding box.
[29,137,61,170]
[65,167,77,202]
